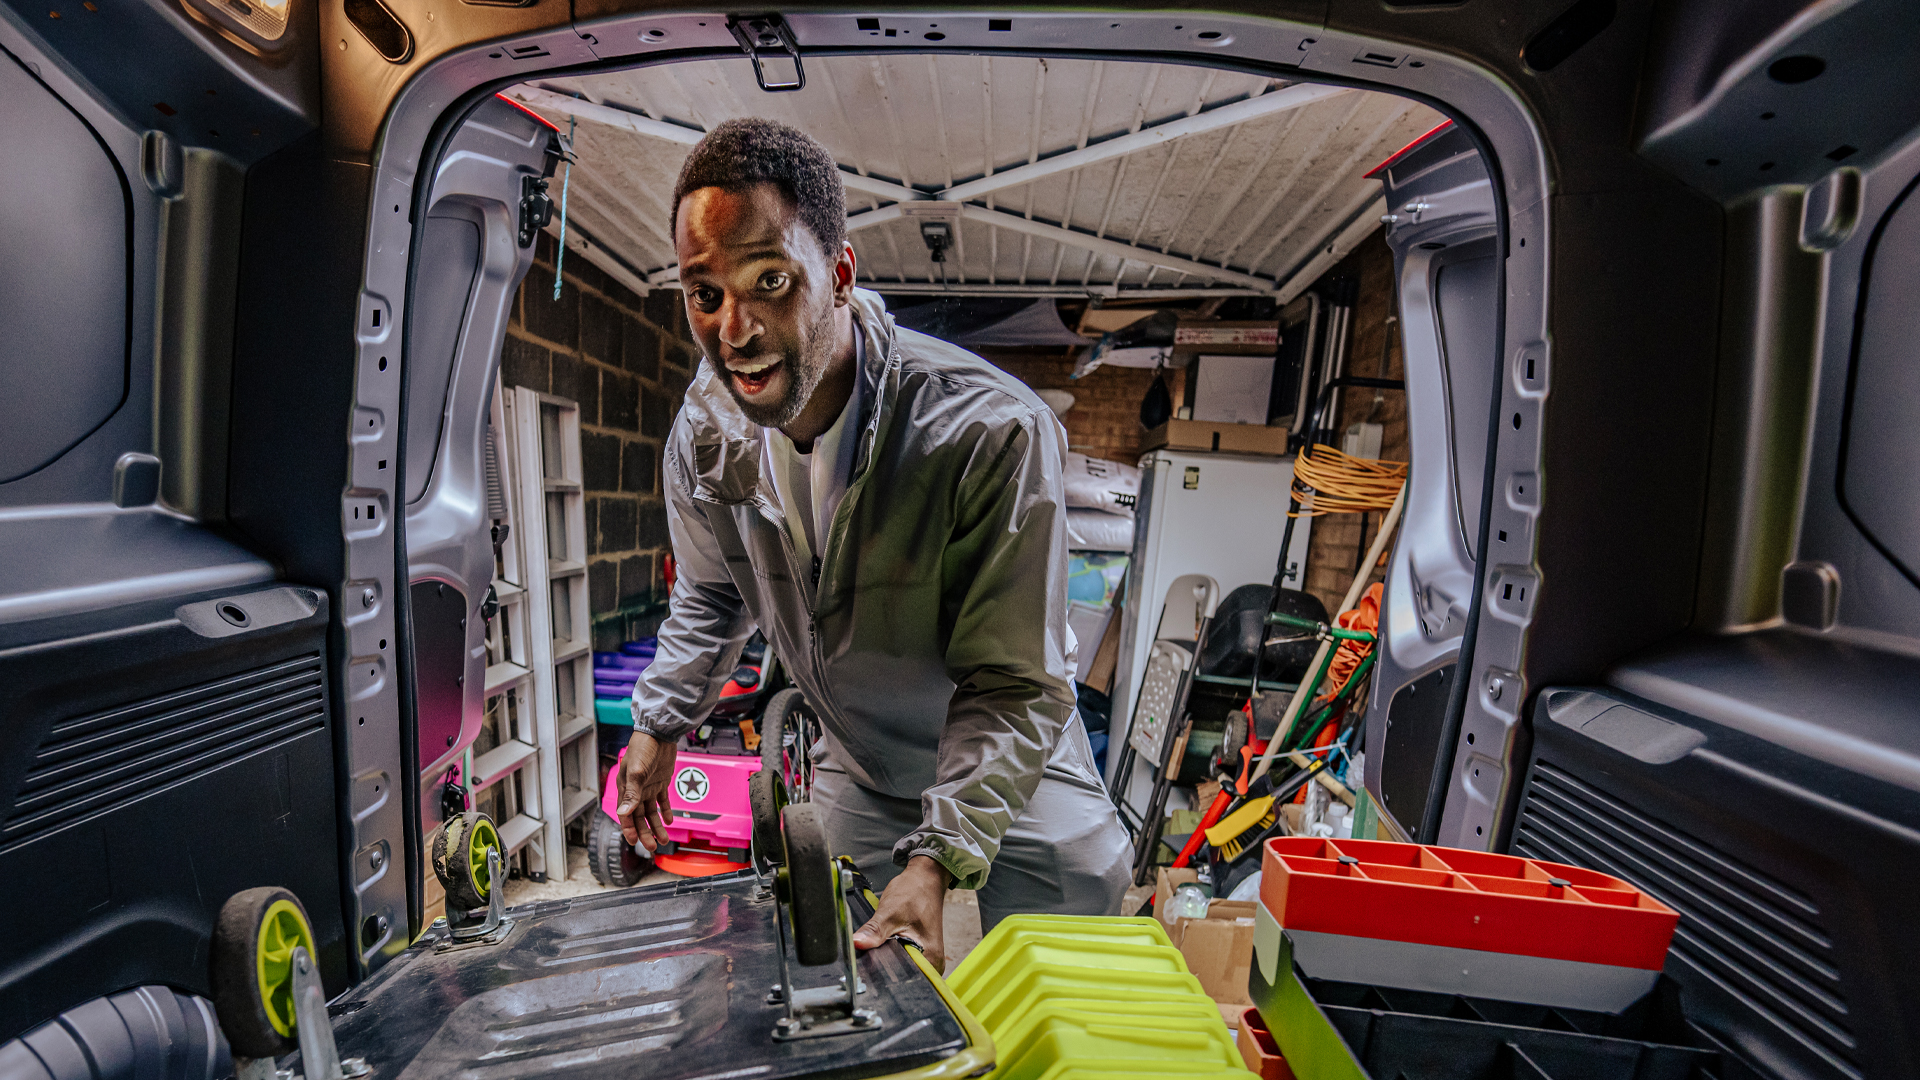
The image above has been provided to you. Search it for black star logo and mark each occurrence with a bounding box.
[676,770,708,800]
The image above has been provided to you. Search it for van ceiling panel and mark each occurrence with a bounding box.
[510,56,1439,298]
[0,49,131,484]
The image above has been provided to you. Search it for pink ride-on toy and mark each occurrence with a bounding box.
[588,683,818,885]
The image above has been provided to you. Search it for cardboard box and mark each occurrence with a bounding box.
[1173,320,1281,352]
[1142,418,1291,457]
[1155,868,1259,1005]
[1083,581,1125,694]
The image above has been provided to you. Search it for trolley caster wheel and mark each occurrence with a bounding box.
[760,688,816,802]
[749,765,787,868]
[781,803,842,966]
[588,811,649,887]
[210,887,316,1059]
[432,812,501,911]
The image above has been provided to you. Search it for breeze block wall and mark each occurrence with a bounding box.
[1301,229,1410,618]
[501,235,696,651]
[977,349,1162,466]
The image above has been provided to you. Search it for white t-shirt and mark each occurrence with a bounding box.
[762,330,866,572]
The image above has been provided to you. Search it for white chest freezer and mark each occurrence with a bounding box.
[1106,449,1313,792]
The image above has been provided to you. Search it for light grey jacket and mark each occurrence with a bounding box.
[632,289,1103,890]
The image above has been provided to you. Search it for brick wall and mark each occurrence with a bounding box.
[978,349,1161,466]
[501,235,695,651]
[1300,228,1409,617]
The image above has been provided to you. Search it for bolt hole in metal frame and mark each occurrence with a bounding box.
[356,6,1547,974]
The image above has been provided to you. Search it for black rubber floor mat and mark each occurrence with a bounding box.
[329,871,967,1080]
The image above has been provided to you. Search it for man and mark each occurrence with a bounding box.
[619,118,1130,968]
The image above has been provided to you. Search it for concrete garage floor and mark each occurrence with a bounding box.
[503,843,989,975]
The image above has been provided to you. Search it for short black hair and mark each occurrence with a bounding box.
[671,118,846,259]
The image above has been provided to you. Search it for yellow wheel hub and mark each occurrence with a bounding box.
[254,898,315,1038]
[467,816,500,900]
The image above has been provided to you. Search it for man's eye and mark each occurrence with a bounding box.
[759,272,788,292]
[691,288,719,309]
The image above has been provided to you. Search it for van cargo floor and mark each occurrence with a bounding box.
[327,870,968,1080]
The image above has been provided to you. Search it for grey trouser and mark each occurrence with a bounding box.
[812,753,1133,932]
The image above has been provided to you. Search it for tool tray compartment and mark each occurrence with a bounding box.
[326,870,973,1080]
[1251,932,1720,1080]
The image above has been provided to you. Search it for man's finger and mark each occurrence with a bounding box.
[852,918,890,950]
[645,799,674,845]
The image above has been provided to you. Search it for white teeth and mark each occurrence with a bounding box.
[730,359,777,376]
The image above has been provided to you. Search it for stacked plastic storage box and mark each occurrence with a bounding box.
[1243,838,1718,1080]
[593,638,655,727]
[947,914,1253,1080]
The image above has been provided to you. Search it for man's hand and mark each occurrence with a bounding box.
[616,732,677,854]
[852,855,950,971]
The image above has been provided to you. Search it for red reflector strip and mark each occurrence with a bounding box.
[1364,119,1454,179]
[495,91,560,132]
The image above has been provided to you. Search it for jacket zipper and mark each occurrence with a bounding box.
[760,494,836,729]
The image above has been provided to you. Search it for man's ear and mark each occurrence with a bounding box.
[832,242,857,306]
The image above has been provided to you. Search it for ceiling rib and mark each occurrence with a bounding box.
[510,59,1436,300]
[937,83,1347,203]
[510,86,923,204]
[1272,194,1390,306]
[865,282,1262,299]
[1243,106,1414,276]
[668,198,1275,293]
[954,204,1273,291]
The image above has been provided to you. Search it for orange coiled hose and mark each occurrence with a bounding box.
[1326,582,1384,698]
[1288,445,1408,517]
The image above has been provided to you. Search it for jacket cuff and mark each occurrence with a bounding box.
[631,701,695,742]
[894,834,989,892]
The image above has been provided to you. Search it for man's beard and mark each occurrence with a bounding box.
[710,301,837,429]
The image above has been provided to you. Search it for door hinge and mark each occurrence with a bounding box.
[729,14,805,92]
[518,175,554,248]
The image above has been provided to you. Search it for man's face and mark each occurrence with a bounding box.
[674,182,852,427]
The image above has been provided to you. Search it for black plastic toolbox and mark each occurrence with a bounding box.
[1250,930,1721,1080]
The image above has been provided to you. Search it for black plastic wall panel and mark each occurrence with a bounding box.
[1514,659,1920,1080]
[0,586,343,1042]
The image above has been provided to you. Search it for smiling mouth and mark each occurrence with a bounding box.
[728,358,783,397]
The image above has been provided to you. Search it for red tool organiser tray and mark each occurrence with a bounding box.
[1260,837,1678,972]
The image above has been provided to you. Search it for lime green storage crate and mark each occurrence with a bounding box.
[954,913,1253,1080]
[991,1000,1243,1080]
[966,965,1210,1036]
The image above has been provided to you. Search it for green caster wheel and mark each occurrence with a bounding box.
[433,812,501,911]
[210,886,317,1059]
